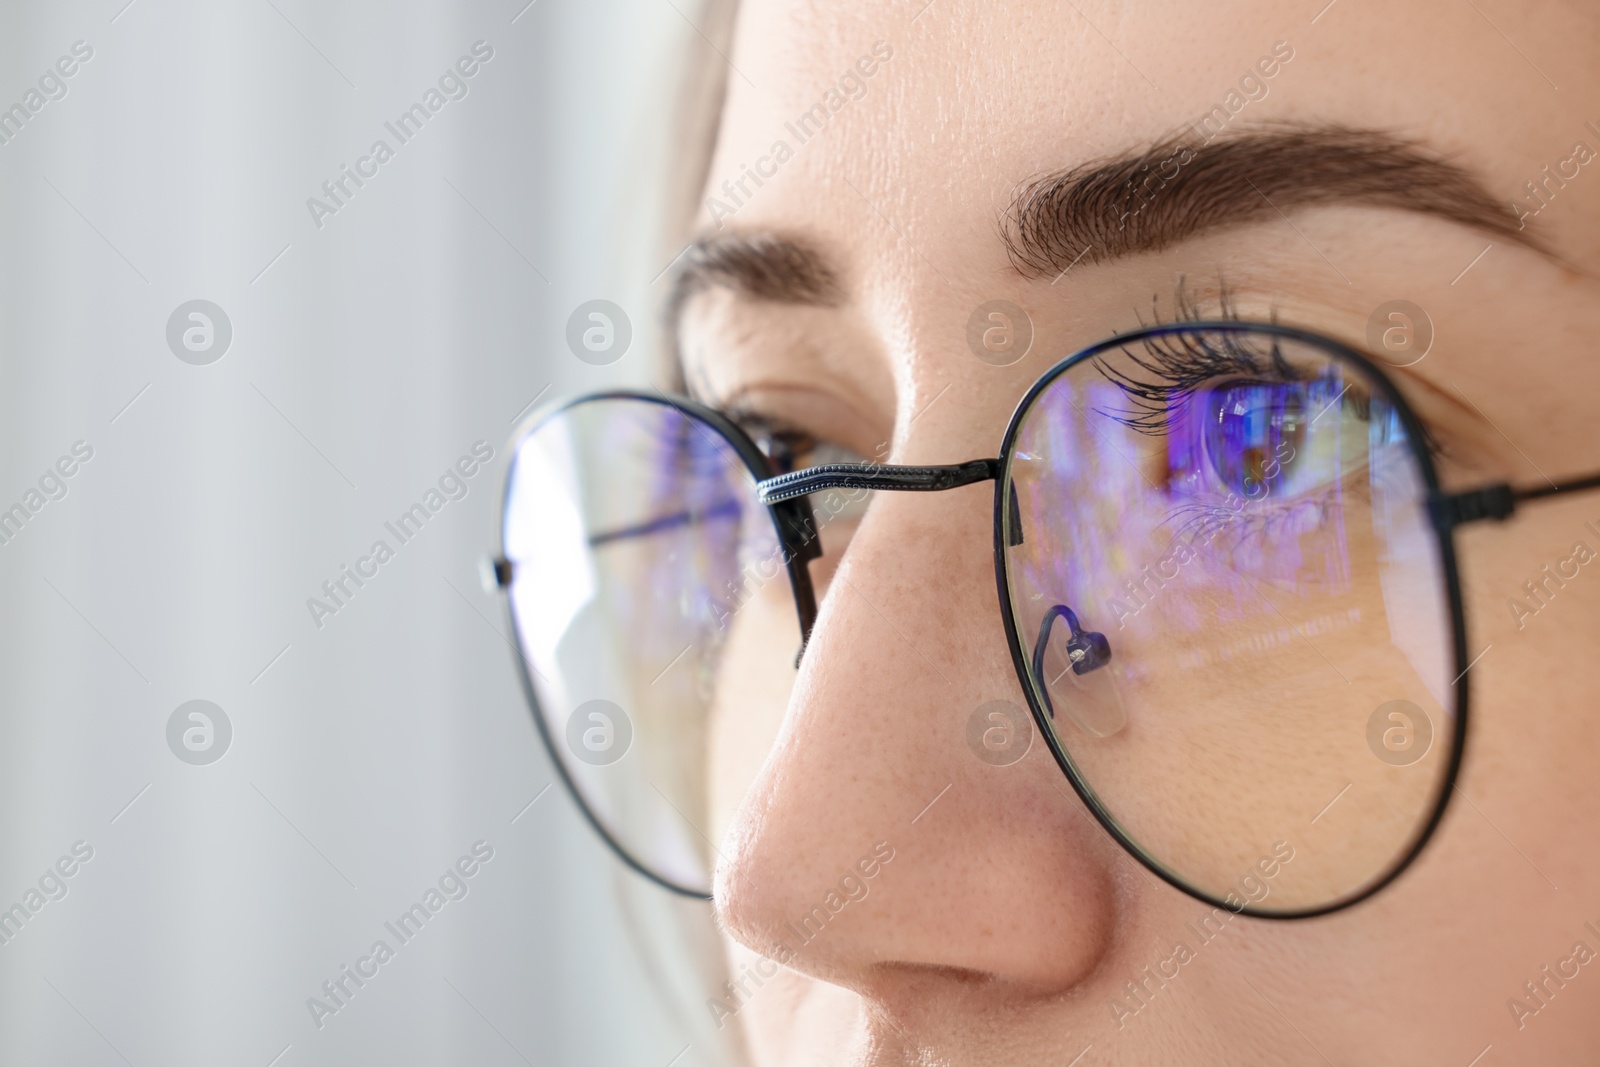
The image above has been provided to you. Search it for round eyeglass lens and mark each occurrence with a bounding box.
[503,396,799,895]
[1001,327,1456,914]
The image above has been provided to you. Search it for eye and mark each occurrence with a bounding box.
[730,412,875,584]
[1197,379,1309,497]
[1178,375,1384,502]
[731,412,871,482]
[744,425,874,525]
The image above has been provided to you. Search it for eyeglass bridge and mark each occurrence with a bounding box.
[754,458,1001,505]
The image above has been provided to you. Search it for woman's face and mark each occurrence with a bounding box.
[675,1,1600,1062]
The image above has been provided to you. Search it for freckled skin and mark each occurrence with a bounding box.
[681,2,1600,1064]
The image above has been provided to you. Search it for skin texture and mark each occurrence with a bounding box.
[674,1,1600,1063]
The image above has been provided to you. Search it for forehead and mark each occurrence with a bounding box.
[704,0,1579,256]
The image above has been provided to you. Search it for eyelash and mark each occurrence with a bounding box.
[1095,283,1379,435]
[718,283,1423,553]
[1098,284,1405,553]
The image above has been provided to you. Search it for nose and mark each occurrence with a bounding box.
[713,478,1123,1012]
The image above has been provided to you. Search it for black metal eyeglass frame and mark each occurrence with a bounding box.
[496,320,1600,915]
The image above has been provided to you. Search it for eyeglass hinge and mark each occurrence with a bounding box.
[483,556,514,591]
[1427,484,1516,531]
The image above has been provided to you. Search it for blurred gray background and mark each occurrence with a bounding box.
[0,0,715,1063]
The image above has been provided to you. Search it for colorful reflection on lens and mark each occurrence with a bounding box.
[1004,329,1453,913]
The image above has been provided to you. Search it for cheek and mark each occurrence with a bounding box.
[707,578,802,847]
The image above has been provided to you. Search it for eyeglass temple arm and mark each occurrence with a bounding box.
[754,458,1000,506]
[1430,471,1600,531]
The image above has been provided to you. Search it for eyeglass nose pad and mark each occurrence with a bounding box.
[1058,647,1128,738]
[1063,626,1111,674]
[1035,605,1127,738]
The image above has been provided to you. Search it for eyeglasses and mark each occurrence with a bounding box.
[492,320,1600,917]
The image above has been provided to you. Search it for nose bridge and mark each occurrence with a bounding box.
[762,457,1004,658]
[714,479,1119,998]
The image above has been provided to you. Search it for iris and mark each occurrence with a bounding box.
[1199,380,1308,498]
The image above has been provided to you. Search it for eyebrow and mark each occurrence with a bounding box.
[667,125,1544,329]
[1003,124,1543,277]
[665,230,842,337]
